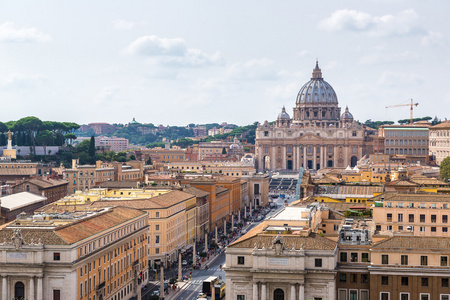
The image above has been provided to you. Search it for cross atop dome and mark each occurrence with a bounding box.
[312,60,322,79]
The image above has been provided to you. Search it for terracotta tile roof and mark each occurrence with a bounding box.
[373,236,450,250]
[22,178,68,189]
[216,186,229,194]
[191,176,216,183]
[148,190,195,207]
[0,168,36,176]
[409,175,449,186]
[386,180,417,186]
[371,192,450,202]
[55,207,146,244]
[215,175,239,182]
[91,199,162,210]
[182,186,210,198]
[0,207,145,245]
[430,121,450,129]
[230,224,336,251]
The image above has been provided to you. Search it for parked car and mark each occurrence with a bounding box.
[197,292,207,298]
[182,260,188,266]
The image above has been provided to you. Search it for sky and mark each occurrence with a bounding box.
[0,0,449,126]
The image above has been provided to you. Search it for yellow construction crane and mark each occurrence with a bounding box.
[386,99,419,125]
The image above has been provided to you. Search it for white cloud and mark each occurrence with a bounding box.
[377,71,423,87]
[0,73,46,89]
[298,50,310,57]
[0,22,52,43]
[227,58,280,81]
[421,31,444,46]
[125,35,221,67]
[319,9,424,37]
[360,51,420,65]
[93,86,122,105]
[113,19,136,30]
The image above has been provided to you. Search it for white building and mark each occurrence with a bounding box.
[429,121,450,165]
[225,205,338,300]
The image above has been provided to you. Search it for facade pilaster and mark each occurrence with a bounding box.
[261,282,267,300]
[2,275,7,300]
[29,276,35,300]
[290,284,296,300]
[299,284,304,300]
[313,146,317,170]
[253,282,258,300]
[37,276,43,300]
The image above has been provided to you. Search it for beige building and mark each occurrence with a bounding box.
[0,206,149,300]
[225,205,338,300]
[372,193,450,236]
[429,121,450,165]
[256,62,367,171]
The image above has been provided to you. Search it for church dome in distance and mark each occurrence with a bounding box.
[296,61,338,104]
[278,106,290,120]
[341,106,353,120]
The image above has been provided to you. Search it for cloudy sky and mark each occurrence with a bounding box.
[1,0,449,126]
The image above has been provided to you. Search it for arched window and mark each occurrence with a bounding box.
[274,288,285,300]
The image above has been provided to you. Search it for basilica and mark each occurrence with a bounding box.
[255,62,367,171]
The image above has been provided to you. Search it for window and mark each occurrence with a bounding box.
[409,214,414,222]
[443,278,449,288]
[340,252,347,262]
[350,290,357,300]
[442,256,448,266]
[444,215,448,223]
[382,255,389,265]
[361,274,368,283]
[155,212,160,218]
[432,215,437,223]
[381,276,389,285]
[432,227,437,232]
[338,290,347,300]
[420,227,425,232]
[421,256,428,266]
[381,293,389,300]
[387,213,392,221]
[237,256,245,265]
[351,253,358,262]
[339,273,347,282]
[400,294,409,300]
[420,214,426,222]
[442,295,450,300]
[398,214,403,222]
[401,255,408,266]
[53,253,61,261]
[155,224,160,231]
[350,274,357,283]
[315,258,322,267]
[155,235,160,244]
[237,296,245,300]
[361,290,369,300]
[420,294,429,300]
[362,253,369,262]
[401,277,409,286]
[421,277,429,287]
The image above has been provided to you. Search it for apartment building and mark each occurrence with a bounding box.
[12,178,68,203]
[0,206,148,300]
[372,193,450,236]
[183,186,210,240]
[91,190,194,266]
[429,121,450,165]
[135,148,185,163]
[189,177,230,231]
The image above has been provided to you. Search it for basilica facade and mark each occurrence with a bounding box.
[255,62,367,171]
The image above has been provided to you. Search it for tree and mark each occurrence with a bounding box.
[15,116,42,155]
[36,130,54,160]
[129,154,136,160]
[64,133,77,145]
[88,136,96,162]
[222,147,227,154]
[440,157,450,182]
[146,157,152,165]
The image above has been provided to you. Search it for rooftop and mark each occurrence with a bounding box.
[0,192,47,211]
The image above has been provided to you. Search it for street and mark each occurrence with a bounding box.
[140,194,297,299]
